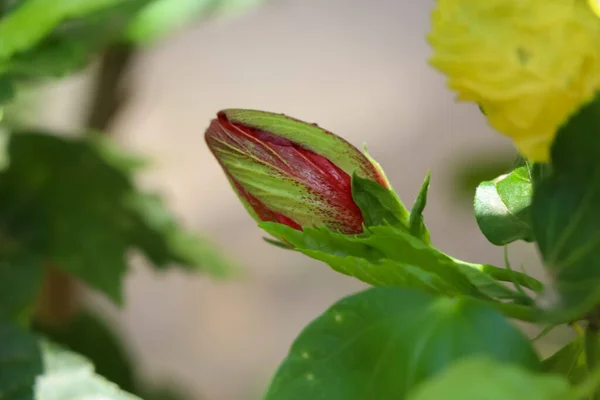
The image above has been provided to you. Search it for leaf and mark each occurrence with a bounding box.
[260,222,532,303]
[33,310,136,394]
[406,357,570,400]
[125,192,236,277]
[0,76,14,105]
[542,338,586,385]
[474,165,534,246]
[531,92,600,322]
[409,171,431,243]
[125,0,267,44]
[2,1,151,80]
[0,0,136,62]
[0,321,42,400]
[36,340,141,400]
[0,133,233,303]
[351,174,409,229]
[264,287,541,400]
[0,255,43,321]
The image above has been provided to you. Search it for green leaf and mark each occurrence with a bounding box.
[409,171,431,243]
[474,165,534,246]
[264,287,540,400]
[0,76,14,105]
[36,340,141,400]
[0,0,136,62]
[351,174,409,229]
[260,222,535,303]
[125,0,267,44]
[3,1,151,80]
[0,321,42,400]
[542,338,586,385]
[0,255,43,321]
[33,310,136,394]
[406,357,570,400]
[125,192,236,277]
[0,133,233,303]
[531,92,600,322]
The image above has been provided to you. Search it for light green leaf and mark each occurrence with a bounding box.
[351,174,409,229]
[406,357,570,400]
[0,0,131,62]
[409,171,431,243]
[36,340,141,400]
[474,165,534,246]
[260,222,537,303]
[264,287,541,400]
[126,0,266,44]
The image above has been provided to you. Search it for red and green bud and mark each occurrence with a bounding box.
[204,109,389,234]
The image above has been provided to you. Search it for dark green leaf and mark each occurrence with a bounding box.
[260,222,534,303]
[0,321,42,400]
[264,287,540,400]
[0,133,232,303]
[351,174,409,229]
[406,357,570,400]
[474,165,534,246]
[36,340,141,400]
[409,171,431,243]
[33,310,136,394]
[531,92,600,322]
[0,255,42,321]
[0,76,14,105]
[542,338,586,385]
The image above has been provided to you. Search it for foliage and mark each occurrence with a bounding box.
[0,0,265,399]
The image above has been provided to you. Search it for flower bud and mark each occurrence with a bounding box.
[204,109,388,234]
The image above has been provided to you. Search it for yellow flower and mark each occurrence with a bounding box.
[428,0,600,162]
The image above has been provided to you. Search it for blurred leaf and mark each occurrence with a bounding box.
[126,0,267,44]
[36,339,141,400]
[406,357,570,400]
[0,0,140,62]
[260,222,534,303]
[0,76,14,105]
[474,165,534,246]
[0,255,42,321]
[126,192,236,277]
[264,287,540,400]
[0,321,42,400]
[409,171,431,243]
[531,92,600,322]
[542,338,586,385]
[0,133,233,304]
[351,174,409,229]
[451,152,517,202]
[2,1,151,80]
[33,310,136,393]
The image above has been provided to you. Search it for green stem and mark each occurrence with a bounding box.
[452,258,544,293]
[586,322,600,400]
[479,299,539,322]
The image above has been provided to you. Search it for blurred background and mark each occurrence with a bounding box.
[5,0,571,398]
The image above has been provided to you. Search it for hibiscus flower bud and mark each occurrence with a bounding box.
[204,109,389,234]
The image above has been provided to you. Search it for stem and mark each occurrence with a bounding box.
[477,299,539,322]
[586,321,600,400]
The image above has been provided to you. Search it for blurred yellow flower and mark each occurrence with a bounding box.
[428,0,600,162]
